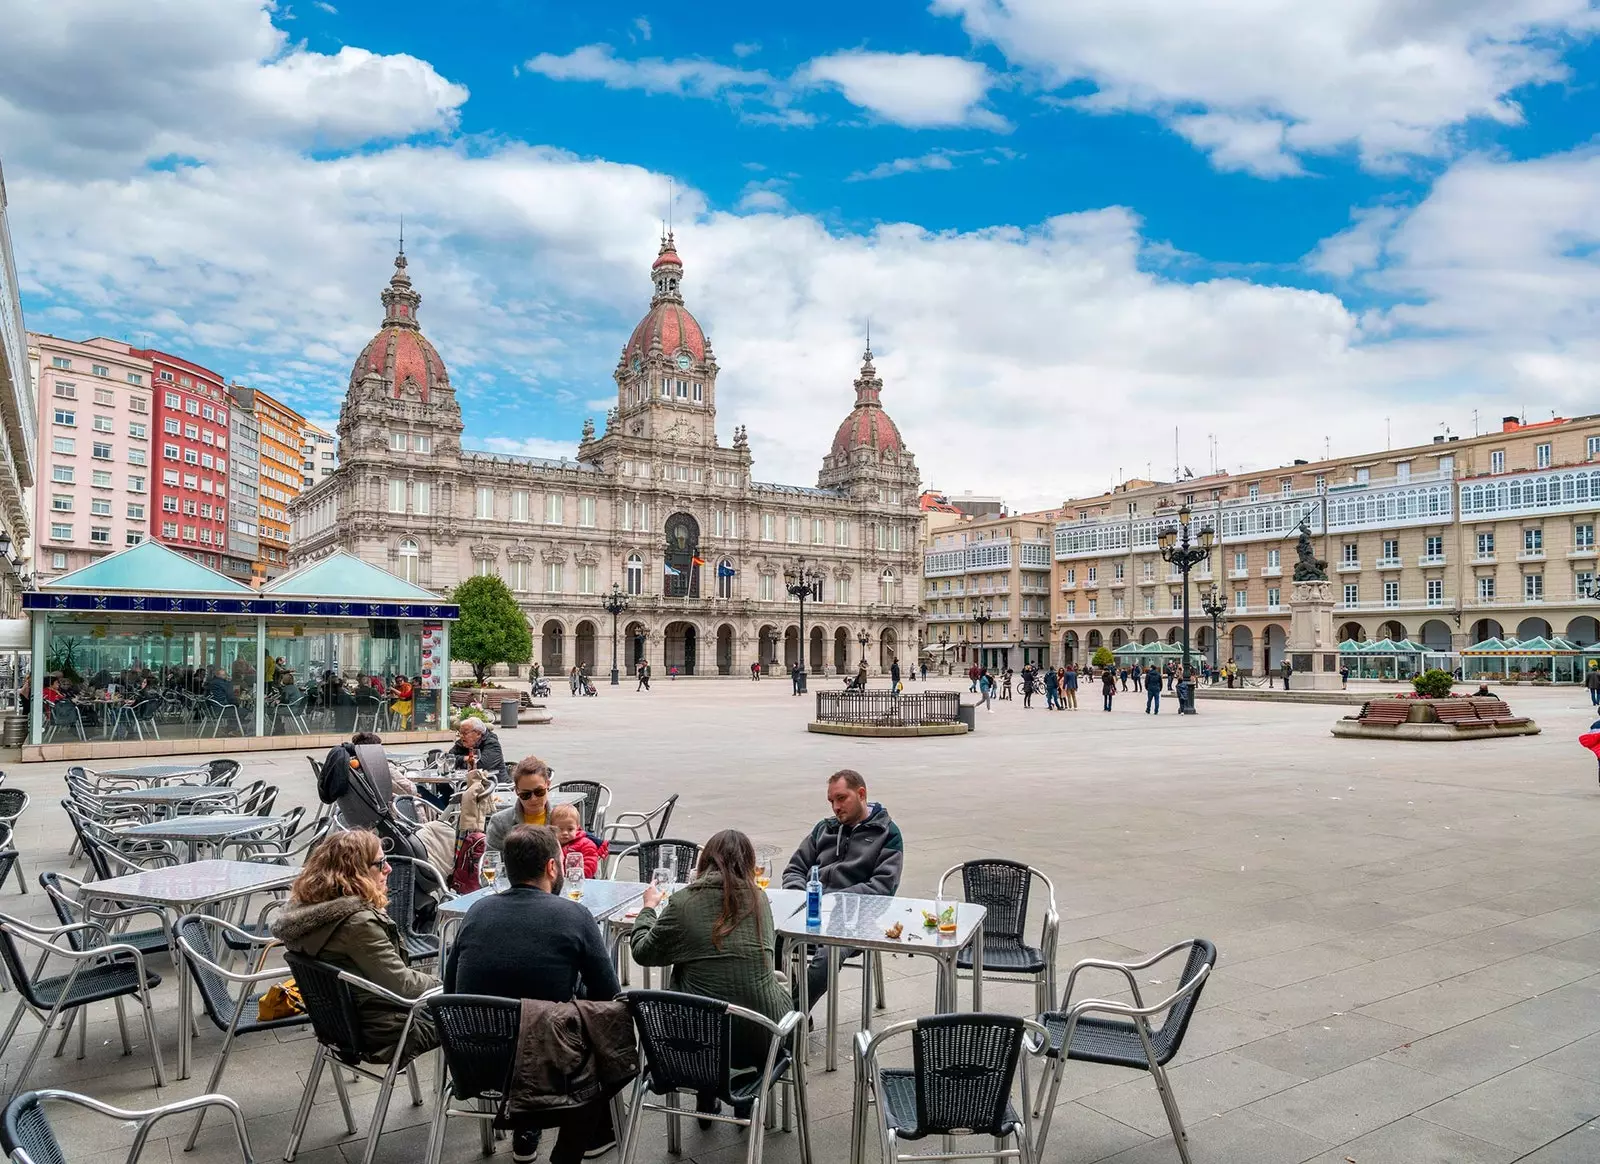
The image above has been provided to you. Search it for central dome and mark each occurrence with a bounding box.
[623,233,708,365]
[830,347,904,457]
[351,250,450,401]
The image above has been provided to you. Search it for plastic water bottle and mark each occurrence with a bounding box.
[806,865,822,928]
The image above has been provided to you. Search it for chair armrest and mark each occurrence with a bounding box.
[176,936,289,986]
[1061,957,1146,1010]
[337,969,444,1009]
[5,916,113,945]
[30,1087,252,1163]
[1059,963,1210,1022]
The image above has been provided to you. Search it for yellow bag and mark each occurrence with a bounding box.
[258,978,304,1021]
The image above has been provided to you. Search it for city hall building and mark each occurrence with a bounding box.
[290,237,923,677]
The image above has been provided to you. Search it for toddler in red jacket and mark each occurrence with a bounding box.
[551,802,608,877]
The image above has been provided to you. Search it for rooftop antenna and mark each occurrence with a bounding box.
[1324,435,1330,460]
[1385,417,1391,450]
[397,215,404,255]
[1472,409,1479,437]
[865,317,871,357]
[667,177,673,237]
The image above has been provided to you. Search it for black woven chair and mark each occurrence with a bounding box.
[204,758,241,786]
[421,994,521,1162]
[609,838,700,883]
[938,859,1059,1013]
[620,989,811,1164]
[385,855,443,964]
[601,794,679,848]
[0,913,165,1099]
[1032,938,1215,1164]
[174,913,309,1150]
[2,1088,252,1164]
[851,1013,1045,1164]
[282,950,437,1164]
[0,825,22,898]
[38,871,170,960]
[553,779,612,833]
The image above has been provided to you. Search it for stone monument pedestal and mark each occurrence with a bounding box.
[1287,580,1343,691]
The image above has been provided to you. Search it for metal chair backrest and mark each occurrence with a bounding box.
[624,839,700,883]
[958,859,1033,944]
[553,780,609,832]
[1147,939,1215,1065]
[910,1013,1027,1138]
[625,989,734,1103]
[47,703,79,727]
[0,788,28,821]
[426,994,521,1102]
[37,873,87,950]
[60,805,113,882]
[174,915,239,1030]
[205,759,241,787]
[0,918,50,1011]
[282,950,368,1065]
[1,1092,66,1164]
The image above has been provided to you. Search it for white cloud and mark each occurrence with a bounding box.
[525,44,1003,130]
[732,42,761,59]
[632,16,651,42]
[936,0,1599,175]
[801,51,1007,129]
[8,0,1600,509]
[480,436,581,461]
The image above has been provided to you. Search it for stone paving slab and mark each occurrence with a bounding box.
[1,680,1598,1162]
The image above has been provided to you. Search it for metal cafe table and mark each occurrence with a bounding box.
[77,859,298,1078]
[100,784,240,818]
[437,877,651,962]
[92,762,209,785]
[119,814,288,862]
[777,893,986,1072]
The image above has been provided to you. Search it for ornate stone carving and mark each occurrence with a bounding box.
[506,539,534,561]
[540,545,569,564]
[469,540,497,560]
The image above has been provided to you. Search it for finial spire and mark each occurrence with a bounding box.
[865,318,872,360]
[398,215,404,256]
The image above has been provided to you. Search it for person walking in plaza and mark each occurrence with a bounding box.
[445,825,622,1163]
[919,660,927,681]
[1282,658,1293,689]
[1143,664,1163,714]
[1021,665,1037,709]
[977,668,996,713]
[890,657,901,693]
[968,663,981,692]
[1062,664,1077,709]
[751,660,761,681]
[782,770,903,1011]
[1586,663,1600,707]
[1040,665,1057,709]
[1101,665,1116,711]
[1340,663,1350,689]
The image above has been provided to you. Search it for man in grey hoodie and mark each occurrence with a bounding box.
[783,768,904,1008]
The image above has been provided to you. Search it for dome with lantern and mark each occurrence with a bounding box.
[621,232,709,368]
[829,345,905,458]
[350,248,451,401]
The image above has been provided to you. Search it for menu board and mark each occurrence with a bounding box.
[420,624,443,689]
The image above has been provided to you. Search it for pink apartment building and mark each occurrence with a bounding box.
[29,334,154,582]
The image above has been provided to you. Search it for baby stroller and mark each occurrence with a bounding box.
[530,676,551,698]
[581,675,599,697]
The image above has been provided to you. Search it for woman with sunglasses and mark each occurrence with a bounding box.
[272,829,440,1063]
[485,755,555,853]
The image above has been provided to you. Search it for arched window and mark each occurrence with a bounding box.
[716,559,734,600]
[880,569,896,606]
[397,538,420,584]
[625,553,644,596]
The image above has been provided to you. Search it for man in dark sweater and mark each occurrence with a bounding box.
[783,769,904,1009]
[446,825,618,1163]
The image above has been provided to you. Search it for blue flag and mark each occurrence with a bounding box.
[663,562,681,577]
[717,563,737,577]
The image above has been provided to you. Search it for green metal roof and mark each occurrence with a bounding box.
[40,541,253,594]
[262,552,441,601]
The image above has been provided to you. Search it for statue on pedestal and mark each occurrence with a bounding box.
[1292,518,1327,581]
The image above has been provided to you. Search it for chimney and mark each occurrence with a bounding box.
[1502,416,1520,432]
[1293,458,1308,465]
[1432,435,1444,444]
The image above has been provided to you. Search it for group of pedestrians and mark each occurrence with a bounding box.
[970,662,1081,712]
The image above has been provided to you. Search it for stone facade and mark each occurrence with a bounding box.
[291,236,923,677]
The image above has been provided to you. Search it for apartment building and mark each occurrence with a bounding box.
[923,510,1059,671]
[29,335,153,582]
[222,383,260,584]
[136,349,229,566]
[299,420,336,487]
[1052,415,1600,672]
[249,387,305,578]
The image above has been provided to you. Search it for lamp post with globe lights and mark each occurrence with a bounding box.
[974,600,993,672]
[939,630,950,675]
[857,628,870,670]
[1157,504,1215,684]
[602,583,628,686]
[784,558,822,693]
[1200,583,1228,678]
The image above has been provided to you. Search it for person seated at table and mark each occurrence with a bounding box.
[782,769,904,1009]
[448,716,508,782]
[486,755,552,850]
[206,667,237,706]
[445,825,619,1164]
[550,802,607,877]
[41,677,61,706]
[389,675,414,729]
[272,829,439,1065]
[630,828,791,1119]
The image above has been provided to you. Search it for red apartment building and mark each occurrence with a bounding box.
[134,349,230,567]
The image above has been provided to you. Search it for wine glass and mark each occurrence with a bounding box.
[563,851,586,899]
[754,857,772,890]
[481,849,503,892]
[652,864,673,902]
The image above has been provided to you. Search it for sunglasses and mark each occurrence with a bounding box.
[517,787,548,801]
[370,858,390,870]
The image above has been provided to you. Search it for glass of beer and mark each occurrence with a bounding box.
[481,849,503,892]
[754,857,772,890]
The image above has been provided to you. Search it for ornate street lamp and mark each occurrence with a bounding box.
[974,599,993,671]
[939,630,950,675]
[602,582,628,686]
[784,557,821,692]
[857,628,870,670]
[1157,504,1215,685]
[1200,583,1228,675]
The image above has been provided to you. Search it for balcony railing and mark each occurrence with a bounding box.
[1418,554,1446,566]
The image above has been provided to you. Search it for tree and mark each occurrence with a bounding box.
[1411,668,1454,698]
[1091,646,1115,668]
[450,575,532,685]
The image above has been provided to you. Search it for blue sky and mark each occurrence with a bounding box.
[6,1,1600,506]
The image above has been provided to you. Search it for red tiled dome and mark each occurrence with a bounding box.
[352,251,449,400]
[832,406,904,457]
[625,302,706,363]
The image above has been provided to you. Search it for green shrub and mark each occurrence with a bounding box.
[1091,646,1115,668]
[1411,668,1454,698]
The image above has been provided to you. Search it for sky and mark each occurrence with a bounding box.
[4,0,1600,511]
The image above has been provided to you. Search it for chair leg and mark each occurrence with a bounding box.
[113,994,131,1055]
[407,1059,424,1106]
[0,996,27,1061]
[360,1056,405,1164]
[9,1000,64,1101]
[1149,1061,1193,1164]
[618,1078,648,1164]
[285,1044,327,1162]
[1032,1054,1066,1161]
[793,1052,814,1164]
[330,1060,357,1135]
[424,1064,450,1164]
[665,1088,681,1156]
[13,853,27,894]
[186,1025,241,1150]
[138,982,166,1087]
[744,1092,765,1164]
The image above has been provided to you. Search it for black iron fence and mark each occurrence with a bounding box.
[814,689,963,726]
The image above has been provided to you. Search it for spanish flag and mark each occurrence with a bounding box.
[691,555,706,566]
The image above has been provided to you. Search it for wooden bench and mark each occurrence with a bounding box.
[1430,699,1484,728]
[1470,698,1532,727]
[1356,700,1411,724]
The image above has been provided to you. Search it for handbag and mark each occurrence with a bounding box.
[258,978,303,1021]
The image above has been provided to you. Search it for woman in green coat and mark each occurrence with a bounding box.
[629,829,791,1092]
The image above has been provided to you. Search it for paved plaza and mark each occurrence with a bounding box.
[5,678,1600,1163]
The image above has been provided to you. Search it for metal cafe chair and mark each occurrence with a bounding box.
[607,838,701,883]
[937,859,1060,1014]
[0,913,166,1100]
[204,758,242,786]
[421,994,521,1162]
[174,914,309,1151]
[601,794,679,848]
[620,989,813,1164]
[851,1013,1046,1164]
[199,698,245,739]
[384,855,444,966]
[553,779,613,834]
[38,871,170,961]
[1031,938,1216,1164]
[43,702,84,743]
[2,1088,253,1164]
[281,951,439,1164]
